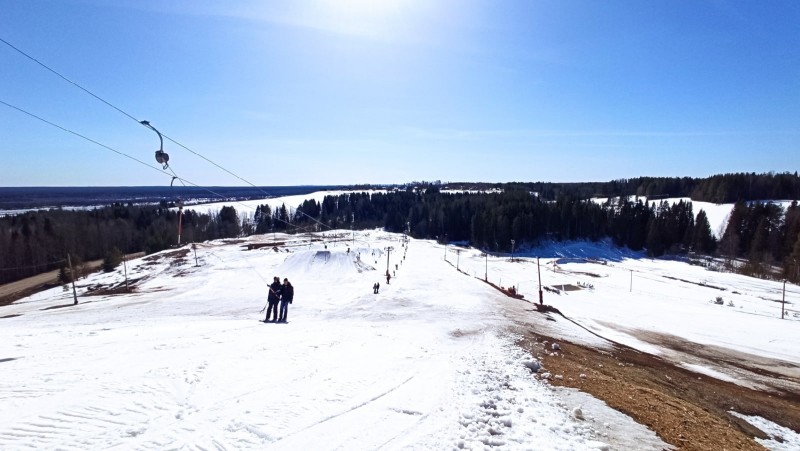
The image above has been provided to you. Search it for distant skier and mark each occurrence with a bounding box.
[372,283,378,294]
[376,282,380,293]
[386,273,391,285]
[264,276,282,322]
[278,278,294,323]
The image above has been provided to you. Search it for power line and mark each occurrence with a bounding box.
[0,36,140,124]
[0,99,172,179]
[0,99,314,234]
[0,35,331,231]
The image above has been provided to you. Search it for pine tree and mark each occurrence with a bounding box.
[692,210,716,254]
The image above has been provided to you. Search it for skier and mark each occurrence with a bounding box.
[386,272,391,285]
[376,282,380,293]
[264,276,282,322]
[278,278,294,323]
[372,283,378,294]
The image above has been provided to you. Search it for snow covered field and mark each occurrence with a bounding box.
[2,215,799,448]
[183,189,386,218]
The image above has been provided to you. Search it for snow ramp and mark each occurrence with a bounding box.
[277,250,374,277]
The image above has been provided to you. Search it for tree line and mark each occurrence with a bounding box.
[3,175,799,287]
[0,202,241,285]
[442,171,800,203]
[278,188,797,281]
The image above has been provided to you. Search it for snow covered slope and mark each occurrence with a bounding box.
[4,217,799,449]
[1,232,670,450]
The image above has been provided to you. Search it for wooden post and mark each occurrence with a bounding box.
[782,280,786,320]
[177,205,183,245]
[630,269,633,292]
[386,246,393,275]
[67,253,78,305]
[123,254,129,292]
[537,257,543,305]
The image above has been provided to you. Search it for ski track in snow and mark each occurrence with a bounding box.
[2,209,798,449]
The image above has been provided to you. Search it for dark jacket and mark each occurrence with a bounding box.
[282,283,294,303]
[268,281,282,302]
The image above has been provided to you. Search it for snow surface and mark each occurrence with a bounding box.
[0,231,667,450]
[183,189,386,219]
[3,189,800,448]
[730,411,800,451]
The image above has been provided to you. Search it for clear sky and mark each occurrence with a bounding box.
[1,0,798,187]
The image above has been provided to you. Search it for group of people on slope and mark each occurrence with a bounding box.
[264,277,294,323]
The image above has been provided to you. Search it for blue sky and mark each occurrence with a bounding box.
[1,0,798,186]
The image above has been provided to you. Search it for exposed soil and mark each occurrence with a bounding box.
[143,248,190,263]
[517,324,800,450]
[0,259,103,306]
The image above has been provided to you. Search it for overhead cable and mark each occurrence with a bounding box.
[0,35,331,230]
[0,99,314,234]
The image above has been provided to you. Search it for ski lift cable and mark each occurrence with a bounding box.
[0,35,331,231]
[0,99,313,235]
[0,36,141,124]
[0,99,171,178]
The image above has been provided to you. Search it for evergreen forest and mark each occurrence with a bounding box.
[2,172,800,286]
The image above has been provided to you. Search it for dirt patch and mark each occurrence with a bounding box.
[550,283,583,292]
[450,328,482,338]
[517,328,800,450]
[0,283,60,307]
[663,275,727,291]
[246,242,286,250]
[479,278,525,299]
[83,280,140,297]
[41,303,80,310]
[143,248,190,263]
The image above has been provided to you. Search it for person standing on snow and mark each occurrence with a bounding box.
[278,278,294,322]
[264,276,282,322]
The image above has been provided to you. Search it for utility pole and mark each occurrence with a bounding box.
[456,249,461,271]
[511,239,516,263]
[67,253,78,305]
[629,269,633,292]
[443,234,447,261]
[123,254,129,293]
[485,252,488,281]
[782,279,786,320]
[192,243,199,267]
[537,257,543,305]
[386,246,394,275]
[177,204,183,245]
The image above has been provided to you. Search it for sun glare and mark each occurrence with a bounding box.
[317,0,412,37]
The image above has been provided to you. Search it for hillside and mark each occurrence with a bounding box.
[1,232,798,450]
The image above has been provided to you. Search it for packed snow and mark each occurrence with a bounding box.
[2,191,799,449]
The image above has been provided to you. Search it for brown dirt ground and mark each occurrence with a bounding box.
[517,325,800,451]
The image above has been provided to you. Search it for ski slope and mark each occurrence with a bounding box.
[2,229,799,449]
